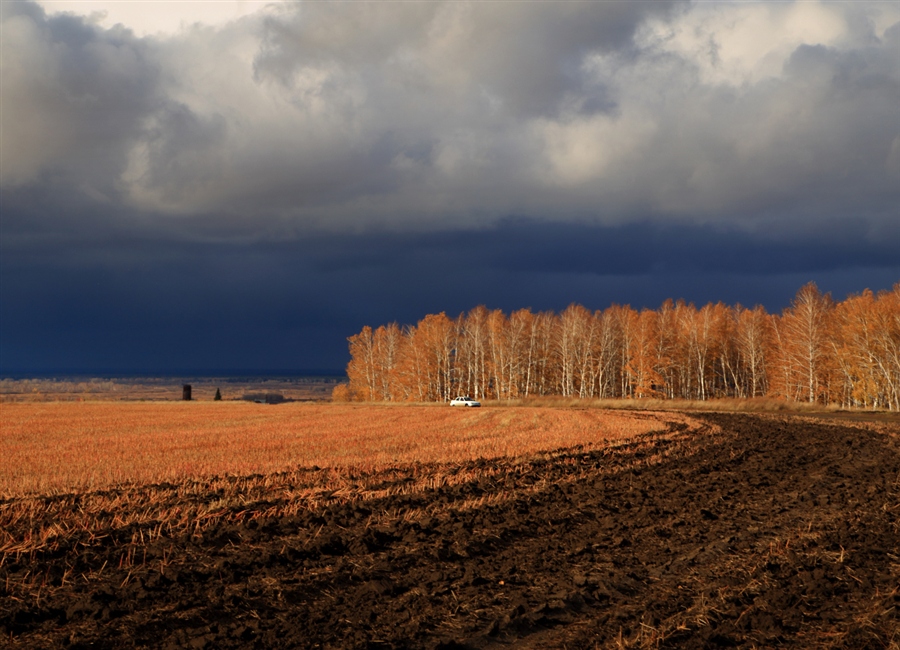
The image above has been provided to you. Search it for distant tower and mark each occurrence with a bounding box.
[182,384,192,401]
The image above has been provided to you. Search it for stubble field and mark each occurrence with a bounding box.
[1,402,898,648]
[0,403,666,496]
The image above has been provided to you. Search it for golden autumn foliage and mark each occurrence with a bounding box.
[346,282,900,410]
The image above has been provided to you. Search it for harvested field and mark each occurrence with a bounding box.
[1,410,898,649]
[0,403,664,496]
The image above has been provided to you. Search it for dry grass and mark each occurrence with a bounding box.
[0,427,703,564]
[0,404,708,571]
[507,395,849,413]
[0,402,679,498]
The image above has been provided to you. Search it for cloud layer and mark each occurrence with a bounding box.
[4,0,898,234]
[2,1,898,373]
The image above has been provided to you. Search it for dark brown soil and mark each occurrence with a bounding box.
[2,412,899,649]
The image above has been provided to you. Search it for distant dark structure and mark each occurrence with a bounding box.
[182,384,192,401]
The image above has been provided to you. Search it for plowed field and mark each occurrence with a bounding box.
[2,411,898,649]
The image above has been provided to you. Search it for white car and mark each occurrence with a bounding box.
[450,396,481,407]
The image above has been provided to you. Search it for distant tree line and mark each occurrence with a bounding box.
[341,283,900,410]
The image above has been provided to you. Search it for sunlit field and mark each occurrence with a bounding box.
[0,402,677,497]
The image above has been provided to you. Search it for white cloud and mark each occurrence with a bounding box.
[636,1,849,87]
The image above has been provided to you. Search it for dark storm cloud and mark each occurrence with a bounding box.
[3,190,897,373]
[2,0,898,373]
[253,1,669,119]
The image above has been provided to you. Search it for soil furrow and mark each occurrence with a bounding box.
[1,412,898,649]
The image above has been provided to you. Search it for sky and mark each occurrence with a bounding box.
[1,0,898,375]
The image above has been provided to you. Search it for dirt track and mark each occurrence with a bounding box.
[2,412,899,648]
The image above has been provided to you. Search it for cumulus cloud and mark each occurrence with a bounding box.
[2,0,898,236]
[1,2,162,195]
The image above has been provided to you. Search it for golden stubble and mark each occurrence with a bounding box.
[0,402,686,497]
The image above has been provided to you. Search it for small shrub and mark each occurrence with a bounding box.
[331,384,350,402]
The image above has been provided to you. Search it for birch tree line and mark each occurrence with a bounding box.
[341,282,900,410]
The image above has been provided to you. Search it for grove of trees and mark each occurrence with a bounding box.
[342,283,900,410]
